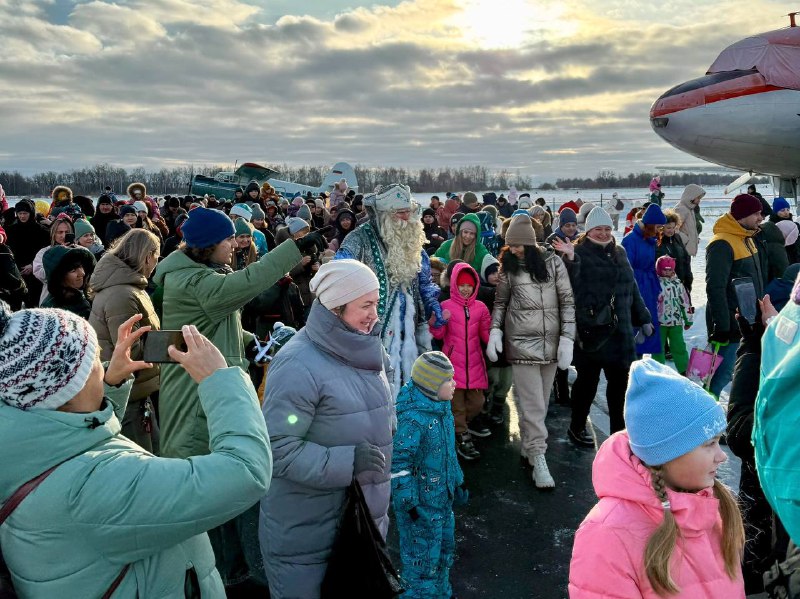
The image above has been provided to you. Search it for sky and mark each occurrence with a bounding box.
[0,0,791,181]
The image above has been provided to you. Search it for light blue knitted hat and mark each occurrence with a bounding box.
[625,358,726,466]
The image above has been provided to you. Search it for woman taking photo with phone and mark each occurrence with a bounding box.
[152,206,318,593]
[89,229,162,453]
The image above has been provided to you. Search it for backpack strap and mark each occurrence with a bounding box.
[1,462,131,598]
[0,464,59,526]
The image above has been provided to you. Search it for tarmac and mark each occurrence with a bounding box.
[388,397,601,599]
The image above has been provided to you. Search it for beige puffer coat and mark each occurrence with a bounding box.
[89,252,160,401]
[491,248,576,364]
[675,184,705,257]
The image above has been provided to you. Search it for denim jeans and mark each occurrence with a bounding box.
[708,340,740,398]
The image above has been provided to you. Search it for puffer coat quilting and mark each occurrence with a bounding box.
[430,262,491,389]
[491,248,575,364]
[259,300,394,599]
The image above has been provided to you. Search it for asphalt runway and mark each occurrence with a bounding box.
[388,399,598,599]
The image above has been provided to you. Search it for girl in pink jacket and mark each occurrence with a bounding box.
[569,359,745,598]
[430,262,490,461]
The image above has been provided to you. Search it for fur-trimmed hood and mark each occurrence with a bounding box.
[127,182,147,199]
[52,185,73,206]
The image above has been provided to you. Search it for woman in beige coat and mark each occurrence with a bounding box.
[89,228,162,452]
[486,215,575,489]
[674,184,705,257]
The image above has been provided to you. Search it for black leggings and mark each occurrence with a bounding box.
[570,359,631,434]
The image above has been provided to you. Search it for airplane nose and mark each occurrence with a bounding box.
[650,90,671,129]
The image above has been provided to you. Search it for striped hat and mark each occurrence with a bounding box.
[0,301,98,410]
[411,352,455,400]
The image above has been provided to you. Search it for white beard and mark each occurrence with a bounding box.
[377,213,426,287]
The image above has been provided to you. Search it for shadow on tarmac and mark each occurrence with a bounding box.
[388,399,603,599]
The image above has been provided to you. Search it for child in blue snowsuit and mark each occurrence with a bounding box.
[392,352,468,599]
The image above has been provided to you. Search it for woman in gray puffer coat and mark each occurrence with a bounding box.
[259,259,393,599]
[486,215,575,490]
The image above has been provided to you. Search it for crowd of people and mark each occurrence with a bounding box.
[1,177,800,598]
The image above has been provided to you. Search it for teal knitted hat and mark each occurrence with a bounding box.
[624,358,726,466]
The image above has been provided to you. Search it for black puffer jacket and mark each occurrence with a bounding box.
[656,233,693,293]
[705,214,765,341]
[564,238,651,366]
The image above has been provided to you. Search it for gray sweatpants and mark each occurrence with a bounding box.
[512,363,558,459]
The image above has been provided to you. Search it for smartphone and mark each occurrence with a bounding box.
[142,330,187,363]
[64,233,76,244]
[732,277,757,325]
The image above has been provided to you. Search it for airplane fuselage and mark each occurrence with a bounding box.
[650,69,800,177]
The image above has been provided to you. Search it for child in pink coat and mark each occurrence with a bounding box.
[430,262,490,461]
[569,359,745,598]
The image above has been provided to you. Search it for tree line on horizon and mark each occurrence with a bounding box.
[551,169,770,190]
[0,163,768,198]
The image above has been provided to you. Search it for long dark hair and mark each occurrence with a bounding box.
[499,244,549,282]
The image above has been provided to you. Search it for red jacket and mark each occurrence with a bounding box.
[430,263,491,390]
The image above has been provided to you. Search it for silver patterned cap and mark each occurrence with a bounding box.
[363,183,414,213]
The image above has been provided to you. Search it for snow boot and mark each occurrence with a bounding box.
[456,433,481,461]
[532,454,555,489]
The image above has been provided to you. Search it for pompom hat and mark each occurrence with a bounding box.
[0,301,98,410]
[411,351,455,400]
[625,358,726,466]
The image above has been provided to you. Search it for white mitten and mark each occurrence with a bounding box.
[557,336,573,370]
[486,329,504,362]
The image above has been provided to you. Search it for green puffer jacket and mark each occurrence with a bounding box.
[153,239,301,459]
[0,367,271,598]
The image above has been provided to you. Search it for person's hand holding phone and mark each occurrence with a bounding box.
[104,314,153,386]
[168,324,227,384]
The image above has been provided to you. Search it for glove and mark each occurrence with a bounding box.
[294,230,326,254]
[354,442,385,475]
[486,329,503,362]
[708,329,730,345]
[736,305,765,354]
[453,485,469,508]
[556,336,573,370]
[431,304,448,328]
[641,323,655,337]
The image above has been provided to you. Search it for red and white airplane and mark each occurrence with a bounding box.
[650,14,800,192]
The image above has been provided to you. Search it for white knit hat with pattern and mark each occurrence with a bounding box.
[0,301,98,410]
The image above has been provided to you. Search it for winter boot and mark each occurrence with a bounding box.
[467,413,492,438]
[531,454,555,489]
[489,400,505,425]
[456,433,481,461]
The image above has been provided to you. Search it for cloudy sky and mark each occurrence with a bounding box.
[0,0,790,180]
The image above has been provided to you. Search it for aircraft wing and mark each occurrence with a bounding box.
[234,162,280,182]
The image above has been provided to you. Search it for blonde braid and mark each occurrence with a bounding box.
[644,467,680,596]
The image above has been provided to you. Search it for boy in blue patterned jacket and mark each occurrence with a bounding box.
[392,352,469,599]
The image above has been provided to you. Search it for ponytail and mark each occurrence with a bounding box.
[644,469,745,597]
[713,479,745,580]
[644,467,680,596]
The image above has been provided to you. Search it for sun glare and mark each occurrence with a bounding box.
[452,0,572,49]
